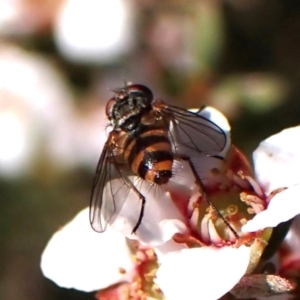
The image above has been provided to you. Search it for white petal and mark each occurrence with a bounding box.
[154,239,188,262]
[170,154,231,195]
[108,179,187,246]
[170,106,231,189]
[0,45,77,176]
[41,208,134,292]
[242,184,300,233]
[54,0,135,63]
[279,216,300,272]
[155,245,251,300]
[253,126,300,194]
[284,215,300,254]
[190,106,231,157]
[159,219,187,241]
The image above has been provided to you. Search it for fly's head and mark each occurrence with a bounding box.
[106,84,153,131]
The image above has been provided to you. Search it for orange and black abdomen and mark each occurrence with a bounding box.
[124,129,173,184]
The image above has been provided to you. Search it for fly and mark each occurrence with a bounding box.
[90,83,238,237]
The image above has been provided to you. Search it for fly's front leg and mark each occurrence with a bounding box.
[174,154,239,239]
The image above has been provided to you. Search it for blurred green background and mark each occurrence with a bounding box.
[1,0,300,299]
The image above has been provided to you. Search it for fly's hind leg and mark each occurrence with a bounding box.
[123,177,146,234]
[132,193,146,234]
[174,154,239,239]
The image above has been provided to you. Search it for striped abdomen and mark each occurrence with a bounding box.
[124,129,173,184]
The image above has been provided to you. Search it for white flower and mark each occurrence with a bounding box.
[54,0,135,63]
[98,107,232,247]
[155,246,251,300]
[0,43,112,177]
[41,107,300,299]
[242,126,300,232]
[156,124,300,299]
[97,177,188,246]
[41,208,135,292]
[0,0,56,36]
[280,215,300,272]
[0,44,77,176]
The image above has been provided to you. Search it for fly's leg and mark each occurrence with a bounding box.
[123,177,146,234]
[132,193,146,234]
[174,154,239,239]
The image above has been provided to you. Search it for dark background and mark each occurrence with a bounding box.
[1,0,300,299]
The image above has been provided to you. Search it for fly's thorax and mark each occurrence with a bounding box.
[109,95,152,131]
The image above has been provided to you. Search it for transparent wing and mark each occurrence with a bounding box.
[89,137,144,233]
[90,139,117,232]
[157,105,230,191]
[162,105,227,156]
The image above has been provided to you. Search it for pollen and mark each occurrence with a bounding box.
[118,267,126,274]
[226,204,238,216]
[211,168,220,176]
[145,248,155,259]
[247,207,255,214]
[144,269,156,282]
[152,283,163,295]
[240,192,265,214]
[240,218,248,225]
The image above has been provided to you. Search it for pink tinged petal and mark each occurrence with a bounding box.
[158,219,188,242]
[153,240,189,262]
[253,126,300,194]
[168,106,232,197]
[155,245,251,300]
[242,184,300,233]
[41,208,134,292]
[283,215,300,254]
[280,215,300,273]
[104,178,187,246]
[189,106,231,157]
[169,155,231,198]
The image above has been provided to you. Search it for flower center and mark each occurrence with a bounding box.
[189,187,267,246]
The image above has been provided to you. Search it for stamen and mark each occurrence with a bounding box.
[240,218,247,225]
[200,214,210,243]
[190,206,200,232]
[251,203,265,214]
[227,204,238,216]
[244,175,264,197]
[144,270,156,282]
[145,249,155,259]
[152,283,162,295]
[208,219,222,244]
[173,233,205,247]
[240,193,265,213]
[233,173,251,189]
[121,285,130,299]
[247,207,255,215]
[224,223,238,242]
[188,192,201,215]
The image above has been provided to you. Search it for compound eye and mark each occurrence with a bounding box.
[126,84,153,102]
[105,97,116,118]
